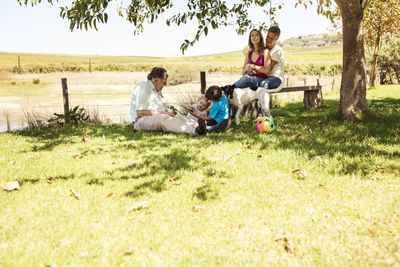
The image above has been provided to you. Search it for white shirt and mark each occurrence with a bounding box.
[269,45,284,81]
[130,80,167,122]
[186,104,207,121]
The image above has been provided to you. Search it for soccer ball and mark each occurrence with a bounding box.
[256,117,276,133]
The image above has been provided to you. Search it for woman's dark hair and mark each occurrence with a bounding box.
[147,67,168,80]
[268,26,281,38]
[248,29,265,55]
[205,86,222,101]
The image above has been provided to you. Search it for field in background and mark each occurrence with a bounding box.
[0,44,342,75]
[0,45,343,130]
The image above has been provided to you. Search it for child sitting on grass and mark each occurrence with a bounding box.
[190,86,231,135]
[186,95,210,122]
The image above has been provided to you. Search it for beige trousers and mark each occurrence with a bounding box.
[134,114,198,135]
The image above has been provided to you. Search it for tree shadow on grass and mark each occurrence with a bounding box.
[232,98,400,178]
[8,97,400,195]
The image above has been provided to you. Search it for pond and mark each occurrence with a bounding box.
[0,120,24,132]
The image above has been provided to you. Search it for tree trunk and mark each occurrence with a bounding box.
[337,1,371,120]
[370,26,381,87]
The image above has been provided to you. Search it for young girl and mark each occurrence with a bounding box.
[186,95,210,122]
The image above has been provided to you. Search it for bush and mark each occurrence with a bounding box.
[48,106,89,126]
[32,78,40,84]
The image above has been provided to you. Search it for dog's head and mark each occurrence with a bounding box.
[221,85,235,99]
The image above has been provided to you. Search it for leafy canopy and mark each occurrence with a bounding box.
[18,0,337,54]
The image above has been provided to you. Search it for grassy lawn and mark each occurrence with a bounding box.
[1,86,399,266]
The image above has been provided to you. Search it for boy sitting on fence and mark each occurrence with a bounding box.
[189,86,231,134]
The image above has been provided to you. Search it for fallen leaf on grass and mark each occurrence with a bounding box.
[193,205,205,212]
[394,132,400,139]
[284,237,295,253]
[9,160,15,165]
[257,154,263,158]
[292,169,307,179]
[376,165,385,170]
[45,173,54,184]
[368,229,377,237]
[74,153,86,160]
[273,231,295,253]
[31,155,39,159]
[69,188,80,199]
[169,177,176,182]
[172,182,181,185]
[106,192,115,198]
[298,136,308,142]
[112,161,119,165]
[129,201,150,211]
[246,144,252,149]
[45,263,59,267]
[295,133,308,142]
[124,246,136,255]
[372,176,384,181]
[349,137,357,142]
[1,181,19,191]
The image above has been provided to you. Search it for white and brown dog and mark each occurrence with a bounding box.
[222,84,283,125]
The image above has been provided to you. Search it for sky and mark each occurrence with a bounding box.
[0,0,335,58]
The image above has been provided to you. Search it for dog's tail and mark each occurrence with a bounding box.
[221,85,235,99]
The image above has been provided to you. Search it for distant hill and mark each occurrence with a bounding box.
[281,33,342,48]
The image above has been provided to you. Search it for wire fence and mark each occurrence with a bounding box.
[1,77,205,124]
[1,71,339,130]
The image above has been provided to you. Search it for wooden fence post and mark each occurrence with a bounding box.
[331,67,336,91]
[61,78,70,123]
[286,71,289,87]
[17,56,21,74]
[200,71,206,94]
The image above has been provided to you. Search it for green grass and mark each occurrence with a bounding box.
[1,86,399,266]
